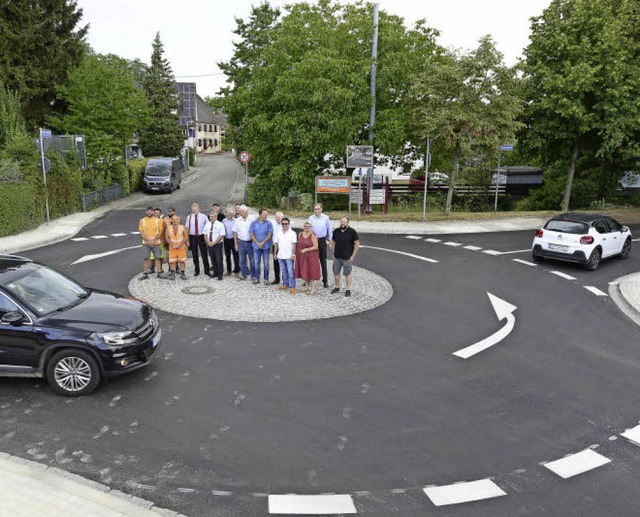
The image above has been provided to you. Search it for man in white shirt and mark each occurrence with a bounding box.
[273,217,297,294]
[204,212,226,280]
[185,203,210,277]
[270,211,284,285]
[308,203,332,288]
[232,204,255,281]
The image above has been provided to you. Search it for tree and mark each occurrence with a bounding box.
[0,82,25,149]
[139,33,183,158]
[0,0,88,129]
[48,52,149,165]
[220,0,441,204]
[410,37,523,215]
[521,0,640,210]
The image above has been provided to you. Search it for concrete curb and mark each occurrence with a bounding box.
[609,272,640,328]
[0,452,186,516]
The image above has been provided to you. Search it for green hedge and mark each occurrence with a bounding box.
[128,158,147,192]
[0,182,43,237]
[47,152,82,218]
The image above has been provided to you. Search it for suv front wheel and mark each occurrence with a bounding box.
[46,349,101,396]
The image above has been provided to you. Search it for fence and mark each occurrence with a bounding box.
[81,183,124,212]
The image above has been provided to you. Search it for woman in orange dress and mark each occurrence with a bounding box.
[295,221,321,294]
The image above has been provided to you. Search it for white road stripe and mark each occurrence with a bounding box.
[583,286,608,297]
[71,237,89,242]
[423,479,506,506]
[111,233,127,237]
[405,235,422,240]
[444,241,462,247]
[550,271,577,280]
[632,238,640,242]
[621,424,640,445]
[130,231,140,235]
[483,249,501,255]
[497,249,531,255]
[425,238,441,243]
[268,494,356,514]
[464,245,482,251]
[544,449,611,479]
[91,235,108,239]
[360,245,438,263]
[513,258,537,267]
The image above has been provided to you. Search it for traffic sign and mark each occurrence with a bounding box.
[40,129,52,138]
[239,151,251,164]
[40,157,51,173]
[499,145,513,152]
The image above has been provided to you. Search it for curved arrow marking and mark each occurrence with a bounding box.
[453,293,517,359]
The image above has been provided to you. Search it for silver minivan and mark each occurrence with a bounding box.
[142,158,182,193]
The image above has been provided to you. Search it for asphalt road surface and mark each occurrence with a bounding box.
[2,155,640,516]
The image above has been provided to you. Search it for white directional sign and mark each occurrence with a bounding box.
[369,189,386,205]
[452,293,517,359]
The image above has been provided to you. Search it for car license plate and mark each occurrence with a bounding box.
[152,329,161,348]
[548,243,569,252]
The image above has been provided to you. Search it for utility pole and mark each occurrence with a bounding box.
[366,3,379,214]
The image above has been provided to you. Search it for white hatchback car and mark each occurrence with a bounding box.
[532,213,632,270]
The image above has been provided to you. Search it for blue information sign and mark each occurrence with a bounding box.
[40,129,52,138]
[499,145,513,152]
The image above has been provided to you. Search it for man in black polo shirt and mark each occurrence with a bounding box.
[330,216,360,297]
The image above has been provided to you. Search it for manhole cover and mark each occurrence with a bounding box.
[181,285,214,295]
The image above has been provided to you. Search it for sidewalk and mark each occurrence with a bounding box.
[0,452,185,516]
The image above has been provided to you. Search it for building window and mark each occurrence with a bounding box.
[214,125,217,133]
[214,139,218,147]
[209,139,213,146]
[198,125,202,132]
[198,139,202,147]
[208,124,211,132]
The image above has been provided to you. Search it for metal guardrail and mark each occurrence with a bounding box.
[81,183,124,212]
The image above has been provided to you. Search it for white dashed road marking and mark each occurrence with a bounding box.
[444,241,462,247]
[268,494,357,514]
[425,238,441,243]
[111,233,127,237]
[405,235,422,240]
[583,286,608,297]
[91,235,108,239]
[544,449,611,479]
[483,249,502,255]
[621,425,640,445]
[464,245,482,251]
[423,479,506,506]
[70,237,89,241]
[551,271,577,281]
[360,245,438,263]
[130,231,140,235]
[513,258,537,267]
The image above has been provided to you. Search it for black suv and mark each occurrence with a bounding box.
[0,255,161,396]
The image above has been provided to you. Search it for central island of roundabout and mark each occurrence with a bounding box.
[128,260,394,322]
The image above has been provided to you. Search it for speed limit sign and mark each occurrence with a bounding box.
[239,151,251,164]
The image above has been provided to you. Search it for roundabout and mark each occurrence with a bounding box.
[128,260,394,322]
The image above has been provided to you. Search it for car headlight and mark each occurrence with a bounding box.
[98,331,137,346]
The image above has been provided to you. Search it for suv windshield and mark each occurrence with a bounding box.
[5,265,88,316]
[145,164,171,177]
[545,220,589,234]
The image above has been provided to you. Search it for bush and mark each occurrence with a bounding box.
[47,152,82,218]
[188,147,194,166]
[128,158,148,192]
[110,162,130,195]
[0,182,43,237]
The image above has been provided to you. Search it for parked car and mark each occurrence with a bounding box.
[0,255,161,396]
[409,172,450,190]
[531,213,632,270]
[143,157,182,193]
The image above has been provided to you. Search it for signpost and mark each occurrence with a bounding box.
[494,144,513,213]
[39,128,52,224]
[239,151,251,204]
[315,176,351,213]
[422,138,431,221]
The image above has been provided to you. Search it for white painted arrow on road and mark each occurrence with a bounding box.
[71,245,142,265]
[452,293,517,359]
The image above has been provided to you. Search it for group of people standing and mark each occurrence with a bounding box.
[138,203,360,296]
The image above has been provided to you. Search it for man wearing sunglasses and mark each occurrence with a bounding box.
[273,217,297,294]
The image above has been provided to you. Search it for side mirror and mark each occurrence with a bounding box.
[1,311,25,326]
[622,227,629,233]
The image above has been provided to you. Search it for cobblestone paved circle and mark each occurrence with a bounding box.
[129,260,393,322]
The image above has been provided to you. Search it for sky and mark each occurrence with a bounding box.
[78,0,552,98]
